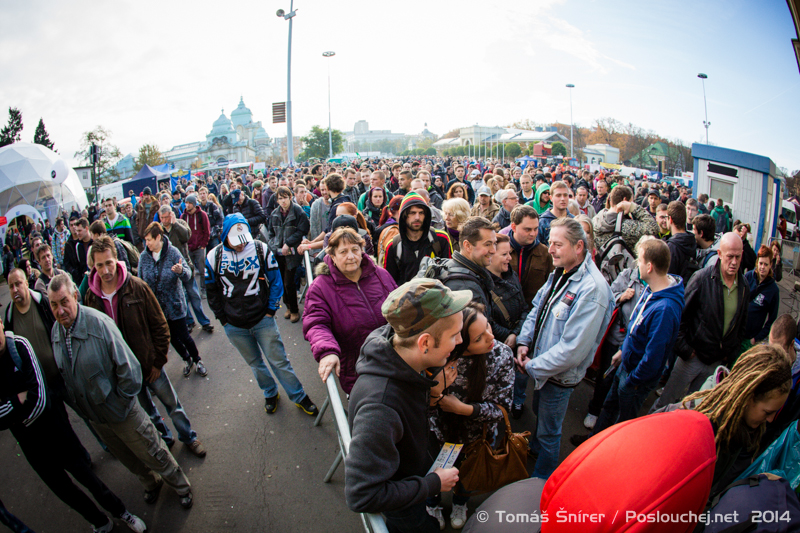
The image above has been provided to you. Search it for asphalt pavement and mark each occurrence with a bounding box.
[0,274,642,533]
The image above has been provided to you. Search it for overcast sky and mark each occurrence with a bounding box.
[1,0,798,171]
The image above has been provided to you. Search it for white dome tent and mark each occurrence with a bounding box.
[0,142,88,244]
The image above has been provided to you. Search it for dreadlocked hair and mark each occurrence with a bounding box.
[683,344,793,455]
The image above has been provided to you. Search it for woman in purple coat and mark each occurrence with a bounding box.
[302,227,397,394]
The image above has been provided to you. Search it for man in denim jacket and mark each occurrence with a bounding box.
[516,218,614,479]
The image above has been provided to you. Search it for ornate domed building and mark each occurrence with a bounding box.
[164,97,274,169]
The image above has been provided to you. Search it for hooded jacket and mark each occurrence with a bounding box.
[492,207,512,230]
[527,183,551,215]
[383,193,452,285]
[362,187,387,227]
[518,252,614,389]
[712,205,728,234]
[345,325,441,514]
[667,231,698,277]
[303,253,396,394]
[469,199,499,221]
[181,206,210,252]
[743,270,780,342]
[138,235,191,321]
[501,226,554,305]
[620,275,685,386]
[84,262,171,377]
[673,261,749,366]
[205,214,283,329]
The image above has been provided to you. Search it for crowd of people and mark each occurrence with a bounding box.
[1,156,798,532]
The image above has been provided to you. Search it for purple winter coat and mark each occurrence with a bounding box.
[302,252,397,393]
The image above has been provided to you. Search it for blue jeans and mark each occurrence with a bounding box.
[183,275,211,327]
[593,365,659,435]
[512,369,528,407]
[530,381,574,479]
[223,315,307,402]
[137,370,197,445]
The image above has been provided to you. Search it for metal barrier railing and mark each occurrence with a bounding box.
[304,251,388,533]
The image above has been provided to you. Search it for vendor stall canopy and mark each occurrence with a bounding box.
[0,142,88,224]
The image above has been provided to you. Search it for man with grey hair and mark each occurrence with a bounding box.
[516,218,614,479]
[493,189,518,230]
[47,273,195,509]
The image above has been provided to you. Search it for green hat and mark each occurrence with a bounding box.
[381,278,472,338]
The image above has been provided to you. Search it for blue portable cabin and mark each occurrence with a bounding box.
[692,144,783,250]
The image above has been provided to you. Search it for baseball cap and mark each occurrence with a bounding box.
[227,221,253,246]
[648,189,660,197]
[381,278,472,338]
[470,169,481,178]
[231,189,242,201]
[477,186,492,197]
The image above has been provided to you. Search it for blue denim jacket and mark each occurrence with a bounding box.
[518,252,614,389]
[52,305,143,424]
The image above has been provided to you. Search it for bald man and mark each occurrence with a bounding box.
[650,233,750,411]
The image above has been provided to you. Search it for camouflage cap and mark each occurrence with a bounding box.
[381,278,472,338]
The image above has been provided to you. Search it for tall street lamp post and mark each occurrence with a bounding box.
[697,73,710,144]
[323,51,335,160]
[566,84,575,159]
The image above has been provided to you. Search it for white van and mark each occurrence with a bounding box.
[781,200,798,240]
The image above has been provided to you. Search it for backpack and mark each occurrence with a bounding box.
[702,474,800,533]
[393,231,443,262]
[596,212,637,285]
[415,256,474,284]
[683,249,718,285]
[113,236,140,269]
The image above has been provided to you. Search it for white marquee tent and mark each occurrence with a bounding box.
[0,142,88,243]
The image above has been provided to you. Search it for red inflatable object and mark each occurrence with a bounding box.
[541,410,717,533]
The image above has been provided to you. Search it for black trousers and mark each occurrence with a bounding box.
[587,341,620,416]
[16,410,125,528]
[167,318,200,363]
[276,255,298,314]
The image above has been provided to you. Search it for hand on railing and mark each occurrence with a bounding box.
[319,354,341,382]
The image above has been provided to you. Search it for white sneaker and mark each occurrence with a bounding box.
[119,511,147,533]
[450,503,468,529]
[426,506,445,531]
[583,413,598,430]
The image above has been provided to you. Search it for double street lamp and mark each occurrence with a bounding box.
[698,73,710,144]
[323,51,335,160]
[566,84,575,159]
